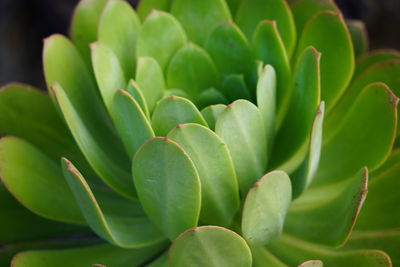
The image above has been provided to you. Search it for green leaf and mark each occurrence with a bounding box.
[126,79,150,118]
[225,0,242,16]
[354,49,400,78]
[111,90,155,159]
[135,57,166,112]
[162,89,189,99]
[137,10,187,70]
[147,252,168,267]
[137,0,172,21]
[242,170,292,246]
[300,260,324,267]
[132,138,201,240]
[346,20,368,58]
[215,100,267,195]
[204,22,253,84]
[170,0,231,45]
[166,43,219,100]
[168,123,240,227]
[201,104,226,131]
[284,167,368,246]
[70,0,107,66]
[62,159,165,248]
[0,137,84,224]
[91,41,126,111]
[197,88,229,110]
[98,0,140,79]
[268,233,391,267]
[256,65,276,148]
[151,96,208,136]
[316,83,398,186]
[222,74,252,102]
[271,46,320,170]
[295,11,354,112]
[11,243,167,267]
[251,246,286,267]
[169,226,252,267]
[235,0,296,56]
[252,21,290,125]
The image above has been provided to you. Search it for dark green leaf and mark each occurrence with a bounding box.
[222,74,252,102]
[200,104,226,130]
[197,88,229,110]
[137,0,172,21]
[354,49,400,78]
[346,19,368,58]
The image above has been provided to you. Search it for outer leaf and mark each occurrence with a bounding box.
[169,226,252,267]
[205,22,253,84]
[242,171,292,246]
[132,138,201,240]
[252,21,290,125]
[126,79,150,118]
[299,260,323,267]
[43,35,133,198]
[215,100,267,195]
[284,167,368,246]
[316,83,398,186]
[354,49,400,78]
[11,243,166,267]
[135,57,166,112]
[168,123,240,227]
[235,0,296,56]
[170,0,231,45]
[98,0,140,79]
[271,47,320,170]
[222,74,252,102]
[296,11,354,112]
[0,137,84,224]
[268,234,391,267]
[251,246,286,267]
[201,104,226,130]
[137,10,187,70]
[111,90,155,159]
[167,43,219,100]
[62,159,165,248]
[70,0,107,65]
[346,20,368,58]
[151,96,208,136]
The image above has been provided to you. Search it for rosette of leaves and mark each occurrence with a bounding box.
[1,0,399,266]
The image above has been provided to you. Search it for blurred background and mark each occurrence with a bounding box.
[0,0,399,90]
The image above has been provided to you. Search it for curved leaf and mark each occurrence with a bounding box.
[169,226,252,267]
[215,100,267,195]
[299,260,323,267]
[222,74,252,102]
[132,138,201,240]
[346,19,368,58]
[170,0,231,45]
[168,123,240,226]
[137,0,172,21]
[126,79,150,118]
[354,49,400,78]
[201,104,226,130]
[62,159,165,248]
[251,246,286,267]
[137,10,186,70]
[151,96,208,136]
[242,170,292,246]
[197,88,229,110]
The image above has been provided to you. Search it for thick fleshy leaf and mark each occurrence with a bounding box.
[147,252,168,267]
[126,79,150,118]
[201,104,226,130]
[132,138,201,240]
[151,96,208,136]
[168,123,240,227]
[197,88,229,110]
[222,74,252,102]
[235,0,296,56]
[284,167,368,246]
[162,89,189,99]
[345,230,400,267]
[215,100,267,195]
[299,260,323,267]
[70,0,107,65]
[167,43,219,100]
[225,0,241,16]
[204,22,253,83]
[137,0,171,21]
[98,0,140,79]
[62,159,165,248]
[12,243,166,267]
[289,0,338,36]
[242,171,292,246]
[256,64,276,146]
[296,11,354,112]
[271,47,320,170]
[0,137,84,224]
[137,10,187,70]
[354,49,400,78]
[135,57,166,112]
[251,246,286,267]
[316,83,398,186]
[43,35,133,198]
[111,90,155,159]
[91,41,126,110]
[170,0,231,45]
[268,234,391,266]
[290,102,325,198]
[169,226,252,267]
[252,21,290,125]
[346,20,368,58]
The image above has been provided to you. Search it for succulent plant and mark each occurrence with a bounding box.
[1,0,400,266]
